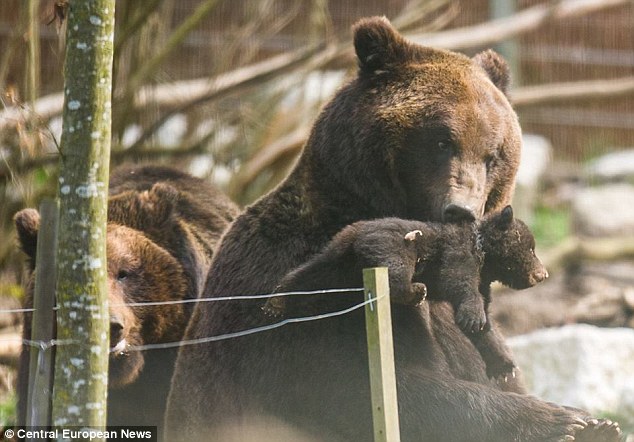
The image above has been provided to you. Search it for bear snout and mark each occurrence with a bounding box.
[110,314,125,351]
[443,203,476,223]
[528,266,549,286]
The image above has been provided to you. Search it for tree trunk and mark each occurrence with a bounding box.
[51,0,115,434]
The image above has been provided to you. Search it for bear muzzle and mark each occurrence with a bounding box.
[528,266,549,286]
[443,203,477,223]
[110,313,129,356]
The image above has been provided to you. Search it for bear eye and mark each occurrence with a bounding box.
[437,140,453,152]
[434,140,455,163]
[116,269,130,281]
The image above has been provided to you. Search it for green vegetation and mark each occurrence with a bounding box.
[530,205,571,249]
[0,392,16,427]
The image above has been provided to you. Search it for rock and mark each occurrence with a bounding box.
[508,324,634,415]
[624,288,634,310]
[493,261,634,336]
[572,184,634,237]
[491,272,573,336]
[516,134,552,188]
[587,149,634,181]
[618,382,634,429]
[512,134,552,223]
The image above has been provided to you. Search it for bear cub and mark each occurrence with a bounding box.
[263,205,547,379]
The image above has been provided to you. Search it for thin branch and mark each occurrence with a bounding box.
[231,126,309,191]
[114,0,164,53]
[392,0,453,33]
[0,142,208,181]
[124,0,220,93]
[127,42,335,151]
[512,76,634,108]
[25,0,41,105]
[409,0,631,50]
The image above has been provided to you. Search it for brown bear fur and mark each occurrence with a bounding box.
[165,17,619,442]
[15,165,238,434]
[262,206,547,380]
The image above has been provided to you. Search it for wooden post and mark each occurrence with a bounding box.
[364,267,401,442]
[26,199,58,433]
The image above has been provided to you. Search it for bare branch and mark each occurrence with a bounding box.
[512,76,634,108]
[125,0,220,92]
[230,126,309,192]
[409,0,631,50]
[127,43,337,151]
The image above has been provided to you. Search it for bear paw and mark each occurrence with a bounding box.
[262,297,286,318]
[455,300,487,334]
[409,282,427,306]
[573,418,622,442]
[392,282,427,306]
[486,353,516,380]
[492,365,517,384]
[538,413,587,442]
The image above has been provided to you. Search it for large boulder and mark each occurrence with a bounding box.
[509,324,634,421]
[586,149,634,181]
[572,183,634,237]
[512,134,552,223]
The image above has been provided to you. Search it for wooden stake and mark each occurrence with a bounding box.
[364,267,401,442]
[26,199,58,432]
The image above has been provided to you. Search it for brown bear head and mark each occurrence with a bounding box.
[14,194,189,389]
[106,223,188,388]
[108,183,209,300]
[479,206,549,289]
[304,17,521,224]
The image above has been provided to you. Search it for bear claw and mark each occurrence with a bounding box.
[573,417,622,442]
[404,230,423,241]
[261,303,284,318]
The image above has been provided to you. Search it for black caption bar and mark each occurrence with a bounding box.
[2,426,157,441]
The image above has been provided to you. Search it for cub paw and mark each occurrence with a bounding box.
[492,364,517,383]
[455,300,486,334]
[409,282,427,305]
[262,297,286,318]
[392,282,427,306]
[485,349,517,380]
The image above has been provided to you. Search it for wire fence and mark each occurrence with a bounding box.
[0,287,373,353]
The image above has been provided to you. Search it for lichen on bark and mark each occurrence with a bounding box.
[51,0,116,435]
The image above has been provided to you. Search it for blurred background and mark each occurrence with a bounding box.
[0,0,632,434]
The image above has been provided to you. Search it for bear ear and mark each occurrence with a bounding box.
[498,205,514,227]
[146,183,179,226]
[108,184,178,231]
[14,208,40,262]
[353,16,409,74]
[473,49,510,95]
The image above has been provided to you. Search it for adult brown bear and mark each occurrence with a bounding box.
[165,17,620,442]
[15,165,238,435]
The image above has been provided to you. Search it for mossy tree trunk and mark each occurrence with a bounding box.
[51,0,115,434]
